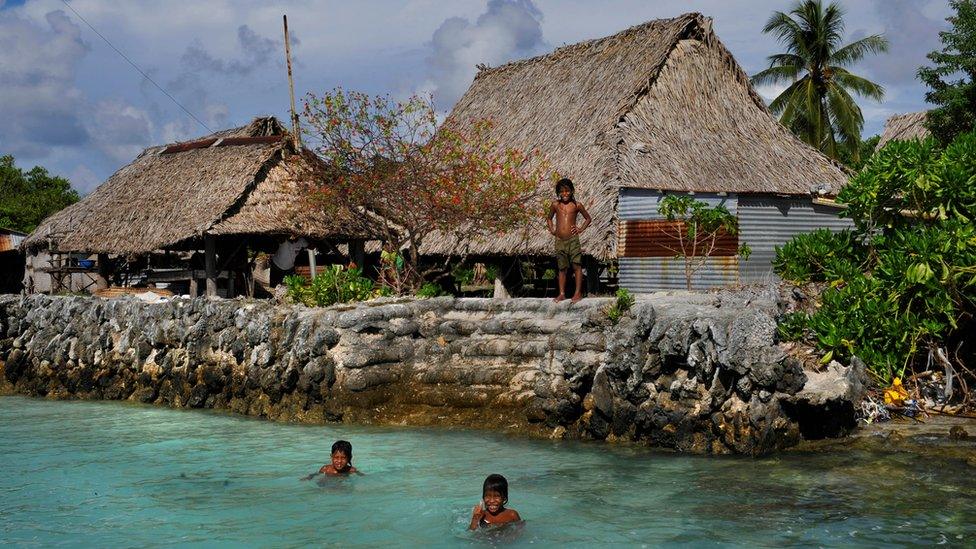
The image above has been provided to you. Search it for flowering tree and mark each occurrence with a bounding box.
[303,89,549,287]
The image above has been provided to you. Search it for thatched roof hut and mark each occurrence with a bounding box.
[422,13,849,261]
[876,111,930,151]
[24,117,372,254]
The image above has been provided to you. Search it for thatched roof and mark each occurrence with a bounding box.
[24,117,374,253]
[876,111,930,150]
[421,13,849,260]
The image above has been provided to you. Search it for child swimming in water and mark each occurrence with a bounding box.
[302,440,358,480]
[469,474,521,530]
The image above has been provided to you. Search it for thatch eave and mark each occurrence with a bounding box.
[23,117,382,254]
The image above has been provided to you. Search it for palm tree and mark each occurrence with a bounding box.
[751,0,888,162]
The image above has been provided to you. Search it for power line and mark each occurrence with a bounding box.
[59,0,213,133]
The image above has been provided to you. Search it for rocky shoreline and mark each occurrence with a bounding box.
[0,291,865,455]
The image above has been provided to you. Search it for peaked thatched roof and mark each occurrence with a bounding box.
[421,13,849,260]
[876,111,930,150]
[24,117,373,254]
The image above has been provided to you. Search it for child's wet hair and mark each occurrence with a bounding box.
[482,474,509,503]
[555,178,575,196]
[331,440,352,461]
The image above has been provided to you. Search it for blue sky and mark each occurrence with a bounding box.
[0,0,953,194]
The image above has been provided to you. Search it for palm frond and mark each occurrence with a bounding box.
[831,68,886,100]
[829,35,889,66]
[751,65,803,87]
[762,11,805,54]
[825,84,864,153]
[769,77,810,116]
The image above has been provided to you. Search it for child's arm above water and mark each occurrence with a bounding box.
[469,503,486,530]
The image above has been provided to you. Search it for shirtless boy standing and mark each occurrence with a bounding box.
[546,178,591,303]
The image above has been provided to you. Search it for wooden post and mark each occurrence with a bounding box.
[189,277,198,298]
[95,253,110,290]
[205,236,217,297]
[307,248,317,279]
[350,240,365,269]
[585,257,601,295]
[283,15,302,149]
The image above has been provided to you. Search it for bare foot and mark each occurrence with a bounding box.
[553,294,566,303]
[571,294,583,304]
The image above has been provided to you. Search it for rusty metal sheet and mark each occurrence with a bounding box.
[0,230,26,253]
[619,220,738,258]
[217,135,283,147]
[161,138,218,154]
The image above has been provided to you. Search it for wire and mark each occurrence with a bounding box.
[59,0,213,133]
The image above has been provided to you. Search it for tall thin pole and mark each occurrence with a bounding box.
[283,15,302,149]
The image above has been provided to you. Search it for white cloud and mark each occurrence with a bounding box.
[68,163,101,195]
[422,0,547,109]
[0,9,90,157]
[86,100,153,162]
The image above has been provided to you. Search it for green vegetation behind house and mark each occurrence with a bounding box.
[919,0,976,145]
[0,155,79,233]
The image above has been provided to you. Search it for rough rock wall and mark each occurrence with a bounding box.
[0,293,860,455]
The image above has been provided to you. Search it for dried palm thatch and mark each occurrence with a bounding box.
[421,13,849,261]
[24,117,375,254]
[876,111,930,151]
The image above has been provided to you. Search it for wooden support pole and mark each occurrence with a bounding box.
[350,240,365,269]
[95,253,110,290]
[205,236,217,297]
[585,257,601,295]
[189,277,198,298]
[307,248,317,279]
[283,15,302,149]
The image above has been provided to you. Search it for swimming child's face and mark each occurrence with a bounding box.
[482,489,506,515]
[557,187,572,202]
[331,450,350,472]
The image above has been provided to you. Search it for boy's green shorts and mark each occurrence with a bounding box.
[554,236,582,270]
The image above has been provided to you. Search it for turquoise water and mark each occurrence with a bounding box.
[1,396,973,547]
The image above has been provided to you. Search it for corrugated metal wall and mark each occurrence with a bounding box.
[618,190,739,290]
[618,190,852,292]
[738,195,853,282]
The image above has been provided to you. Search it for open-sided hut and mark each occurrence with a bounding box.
[23,117,375,296]
[424,13,851,291]
[876,111,930,150]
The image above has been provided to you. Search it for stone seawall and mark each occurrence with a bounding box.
[0,293,863,455]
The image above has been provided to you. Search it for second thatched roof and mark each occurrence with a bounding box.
[24,117,376,254]
[420,12,849,261]
[876,111,931,150]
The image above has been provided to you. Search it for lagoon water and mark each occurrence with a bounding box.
[1,396,973,547]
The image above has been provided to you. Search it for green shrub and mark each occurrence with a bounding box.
[451,265,475,286]
[416,282,446,298]
[773,229,867,284]
[284,266,376,307]
[774,131,976,383]
[606,288,635,324]
[776,312,809,342]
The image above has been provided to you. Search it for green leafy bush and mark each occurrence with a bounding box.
[416,282,446,298]
[284,266,376,307]
[773,229,867,284]
[606,288,636,324]
[776,312,810,342]
[773,131,976,382]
